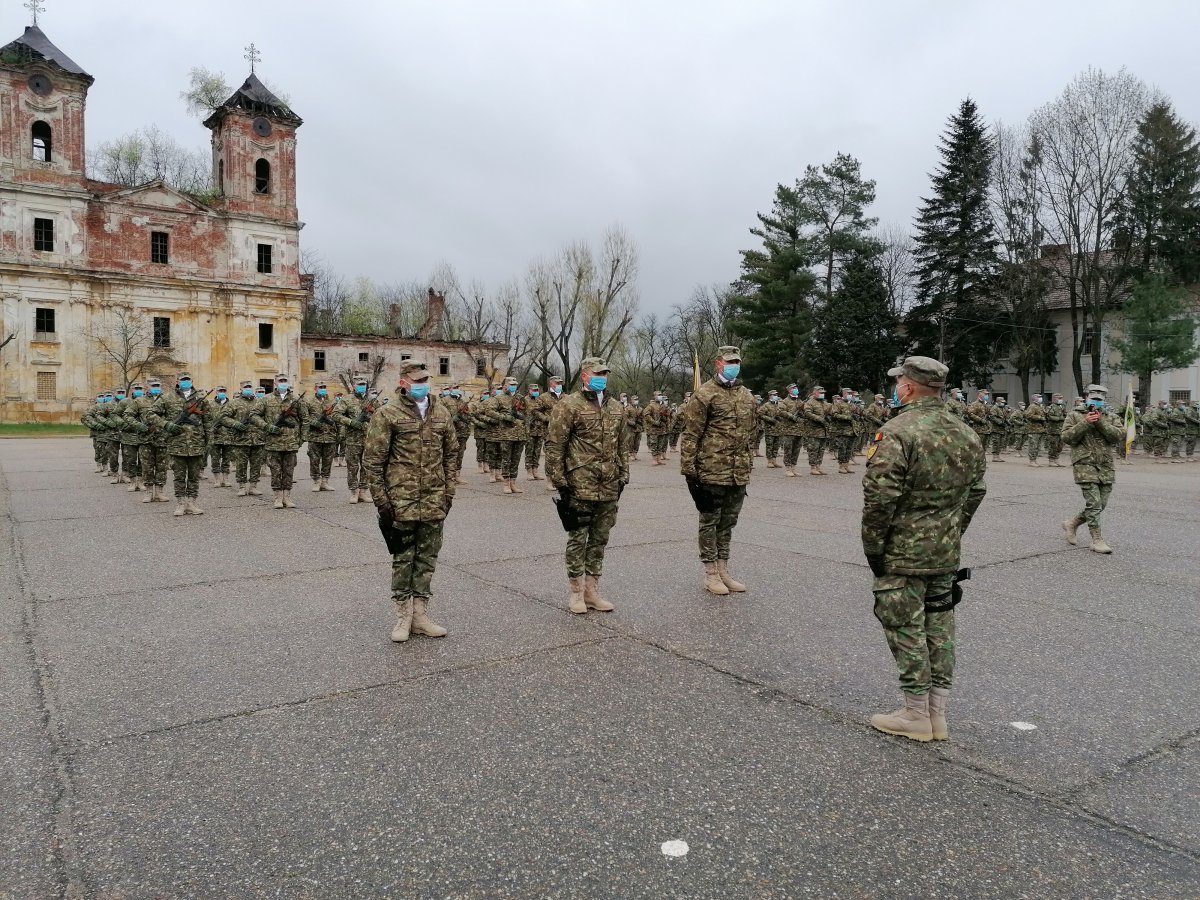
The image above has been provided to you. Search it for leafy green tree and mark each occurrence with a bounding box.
[907,98,1002,385]
[1121,101,1200,285]
[807,251,903,394]
[1109,275,1200,402]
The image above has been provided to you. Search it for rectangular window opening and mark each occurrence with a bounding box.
[258,323,274,351]
[1081,326,1101,356]
[34,307,55,340]
[256,243,273,274]
[439,356,450,376]
[33,217,54,252]
[151,231,169,264]
[36,371,56,401]
[358,352,369,363]
[400,354,412,361]
[475,358,486,377]
[314,350,326,372]
[1169,390,1191,403]
[153,316,171,349]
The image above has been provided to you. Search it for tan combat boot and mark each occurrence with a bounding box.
[526,469,538,481]
[502,480,514,494]
[1089,528,1112,554]
[247,483,263,496]
[282,491,296,508]
[813,466,826,476]
[704,562,730,596]
[567,576,587,614]
[142,487,155,503]
[391,598,412,643]
[838,462,851,474]
[766,459,778,468]
[510,479,523,494]
[348,490,360,504]
[492,471,503,483]
[1062,516,1083,546]
[273,491,285,510]
[187,498,204,516]
[411,598,447,637]
[173,500,186,517]
[584,575,614,612]
[127,478,141,493]
[870,692,933,742]
[716,560,746,593]
[929,687,950,741]
[311,479,323,492]
[785,466,797,477]
[236,484,248,497]
[359,489,370,503]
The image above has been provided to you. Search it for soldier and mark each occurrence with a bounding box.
[828,394,856,475]
[1168,399,1188,462]
[161,371,210,516]
[1185,401,1200,461]
[668,394,688,452]
[776,384,805,477]
[104,387,131,485]
[82,394,107,473]
[532,376,564,489]
[117,383,148,492]
[986,397,1009,461]
[545,356,626,615]
[863,357,986,743]
[680,346,756,596]
[1045,393,1067,465]
[335,376,375,503]
[447,384,472,483]
[759,390,782,467]
[206,384,238,488]
[642,389,672,465]
[865,393,888,437]
[94,391,121,480]
[1010,403,1027,454]
[804,385,831,476]
[470,390,493,476]
[626,395,644,461]
[524,381,550,481]
[1061,385,1124,554]
[489,376,527,494]
[964,389,993,456]
[1025,395,1048,465]
[305,381,340,491]
[228,380,267,496]
[1143,400,1168,461]
[260,373,307,509]
[333,392,347,468]
[129,379,173,503]
[364,361,458,643]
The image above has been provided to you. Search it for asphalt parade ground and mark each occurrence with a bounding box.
[2,437,1198,898]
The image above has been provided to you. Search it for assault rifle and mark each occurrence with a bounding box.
[356,396,381,424]
[274,391,307,429]
[173,390,214,427]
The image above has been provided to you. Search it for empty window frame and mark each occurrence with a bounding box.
[33,217,54,252]
[34,306,55,339]
[1169,390,1192,403]
[255,159,271,194]
[314,350,326,372]
[358,352,369,363]
[151,231,169,264]
[475,358,486,377]
[258,323,274,350]
[153,316,171,348]
[439,356,450,376]
[257,243,273,274]
[32,121,51,162]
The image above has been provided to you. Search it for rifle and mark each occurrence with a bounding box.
[274,391,307,429]
[316,400,337,429]
[356,396,381,424]
[173,390,214,427]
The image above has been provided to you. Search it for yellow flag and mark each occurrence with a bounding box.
[692,351,702,393]
[1125,384,1137,455]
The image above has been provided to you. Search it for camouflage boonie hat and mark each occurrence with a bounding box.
[888,356,948,388]
[400,361,429,379]
[717,345,742,362]
[580,356,610,373]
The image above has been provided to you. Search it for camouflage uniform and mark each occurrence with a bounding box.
[759,393,782,464]
[680,369,757,566]
[260,385,308,494]
[1185,403,1200,459]
[1010,406,1027,452]
[668,400,686,451]
[304,391,341,488]
[1024,400,1048,461]
[207,391,238,480]
[1168,404,1188,459]
[804,393,831,469]
[81,400,108,472]
[1061,394,1124,541]
[545,381,628,581]
[1045,398,1066,463]
[986,402,1008,458]
[450,391,473,477]
[778,388,806,471]
[228,386,267,493]
[828,398,856,469]
[110,394,140,484]
[1143,404,1168,458]
[642,396,672,461]
[161,383,211,505]
[964,396,992,454]
[863,360,986,709]
[363,378,458,639]
[864,398,888,438]
[524,387,551,478]
[94,399,121,476]
[490,379,527,483]
[625,400,644,458]
[334,386,375,496]
[130,390,172,497]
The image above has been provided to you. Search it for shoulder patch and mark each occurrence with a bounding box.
[866,430,884,461]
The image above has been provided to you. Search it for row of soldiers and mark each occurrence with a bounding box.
[755,385,891,476]
[1122,398,1200,462]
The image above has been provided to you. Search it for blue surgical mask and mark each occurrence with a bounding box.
[133,390,144,399]
[1087,399,1106,410]
[115,394,126,401]
[722,364,740,380]
[817,393,825,401]
[256,391,266,399]
[892,389,901,408]
[409,383,430,400]
[316,388,328,398]
[531,391,540,398]
[588,375,608,392]
[507,385,518,394]
[551,386,562,396]
[277,384,288,393]
[243,389,254,398]
[216,392,227,401]
[179,380,192,391]
[790,389,799,398]
[149,387,162,397]
[355,385,367,395]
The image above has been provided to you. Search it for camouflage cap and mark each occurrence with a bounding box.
[240,379,255,389]
[215,384,228,391]
[315,381,327,388]
[716,345,742,362]
[887,356,948,388]
[177,371,193,380]
[400,360,428,379]
[767,389,778,396]
[810,384,825,393]
[148,378,162,386]
[504,376,519,386]
[130,382,145,390]
[354,376,369,385]
[580,356,611,373]
[548,374,564,383]
[1086,383,1108,396]
[275,372,290,381]
[874,394,884,400]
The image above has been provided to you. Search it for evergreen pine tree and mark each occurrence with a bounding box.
[907,98,1002,385]
[1110,275,1200,401]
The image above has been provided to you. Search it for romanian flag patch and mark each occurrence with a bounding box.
[866,431,884,461]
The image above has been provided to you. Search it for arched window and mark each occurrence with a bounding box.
[218,159,225,194]
[255,158,271,194]
[32,121,52,162]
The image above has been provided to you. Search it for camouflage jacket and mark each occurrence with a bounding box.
[207,398,240,446]
[545,389,628,502]
[670,405,686,434]
[945,399,966,419]
[680,377,757,486]
[130,395,172,447]
[161,390,211,456]
[965,401,992,434]
[471,398,498,436]
[776,398,806,437]
[525,394,553,436]
[828,402,855,437]
[642,401,672,435]
[333,394,375,446]
[260,390,308,451]
[80,403,104,436]
[1045,403,1066,432]
[363,395,458,522]
[804,399,831,438]
[1061,409,1124,484]
[1185,406,1200,435]
[1167,407,1188,435]
[451,397,473,433]
[1024,403,1047,433]
[489,391,528,442]
[227,395,267,446]
[758,400,782,435]
[624,405,644,433]
[864,402,888,430]
[112,398,136,443]
[1009,409,1026,431]
[987,405,1009,431]
[862,397,987,576]
[303,397,341,443]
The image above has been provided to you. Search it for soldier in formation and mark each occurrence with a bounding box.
[642,389,674,465]
[337,376,377,503]
[304,382,340,492]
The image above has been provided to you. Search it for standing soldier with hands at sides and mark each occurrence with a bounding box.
[524,382,550,482]
[862,357,986,743]
[1061,385,1124,554]
[365,361,459,643]
[680,346,757,596]
[260,372,307,510]
[336,376,374,504]
[545,357,627,615]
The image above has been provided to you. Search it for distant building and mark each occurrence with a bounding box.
[0,25,306,422]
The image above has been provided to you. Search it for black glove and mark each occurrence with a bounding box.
[866,554,887,577]
[442,494,454,515]
[377,503,394,529]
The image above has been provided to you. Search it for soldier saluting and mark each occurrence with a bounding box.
[862,357,986,743]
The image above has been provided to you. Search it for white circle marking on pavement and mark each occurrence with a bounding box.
[661,840,689,858]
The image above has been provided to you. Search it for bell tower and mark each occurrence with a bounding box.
[204,51,302,220]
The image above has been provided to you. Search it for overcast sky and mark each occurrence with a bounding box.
[16,0,1200,312]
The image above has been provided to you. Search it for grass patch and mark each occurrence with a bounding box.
[0,423,90,437]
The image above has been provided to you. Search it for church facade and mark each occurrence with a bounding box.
[0,25,308,422]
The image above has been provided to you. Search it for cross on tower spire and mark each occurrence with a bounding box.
[25,0,46,26]
[244,42,261,74]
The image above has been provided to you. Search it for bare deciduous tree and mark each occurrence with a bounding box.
[88,125,213,195]
[84,307,175,390]
[875,223,915,318]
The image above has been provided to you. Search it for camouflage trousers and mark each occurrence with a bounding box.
[525,433,545,472]
[454,428,470,474]
[626,430,642,456]
[171,454,203,499]
[389,519,444,601]
[307,441,336,480]
[344,442,367,490]
[765,434,780,460]
[646,433,669,457]
[698,483,747,563]
[140,444,169,488]
[990,432,1006,456]
[872,572,956,695]
[475,437,488,467]
[121,443,141,479]
[267,450,298,491]
[104,440,121,474]
[1046,433,1063,461]
[782,436,803,468]
[669,431,681,450]
[496,440,523,479]
[1187,436,1197,457]
[210,443,232,475]
[230,445,264,485]
[806,437,827,467]
[565,499,621,578]
[1170,435,1185,458]
[832,434,853,465]
[1024,432,1044,460]
[1077,480,1113,530]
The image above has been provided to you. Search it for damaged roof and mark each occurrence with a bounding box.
[203,73,303,128]
[0,25,92,82]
